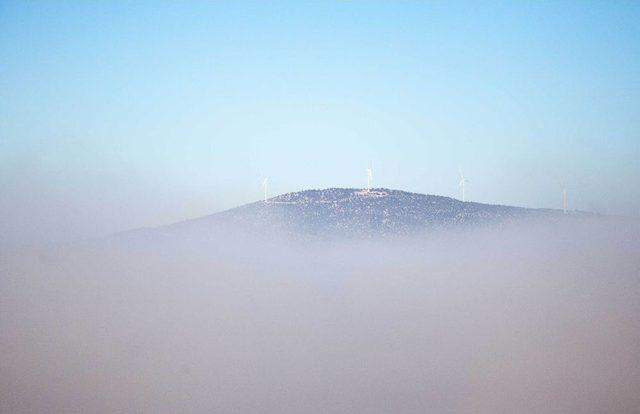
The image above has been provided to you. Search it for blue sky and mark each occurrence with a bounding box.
[1,1,639,244]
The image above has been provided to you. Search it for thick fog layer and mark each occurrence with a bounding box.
[2,219,639,413]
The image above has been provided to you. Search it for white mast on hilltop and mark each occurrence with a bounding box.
[262,177,269,203]
[563,188,567,214]
[366,162,373,192]
[458,169,469,202]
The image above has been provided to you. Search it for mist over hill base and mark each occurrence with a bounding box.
[2,217,639,413]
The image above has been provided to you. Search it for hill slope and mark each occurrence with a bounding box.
[151,188,573,240]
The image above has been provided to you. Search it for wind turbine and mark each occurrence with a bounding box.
[458,169,469,202]
[262,177,269,203]
[562,188,567,214]
[366,162,373,192]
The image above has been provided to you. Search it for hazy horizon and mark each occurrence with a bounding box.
[2,183,624,249]
[2,1,640,247]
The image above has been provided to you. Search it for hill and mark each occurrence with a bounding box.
[146,188,575,240]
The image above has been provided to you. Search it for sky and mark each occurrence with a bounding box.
[1,1,639,245]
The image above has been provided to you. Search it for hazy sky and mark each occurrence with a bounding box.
[1,1,639,245]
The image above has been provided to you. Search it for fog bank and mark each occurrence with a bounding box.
[2,219,639,413]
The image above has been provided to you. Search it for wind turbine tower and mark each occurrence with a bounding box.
[262,177,269,203]
[563,188,567,214]
[366,163,373,192]
[458,170,469,202]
